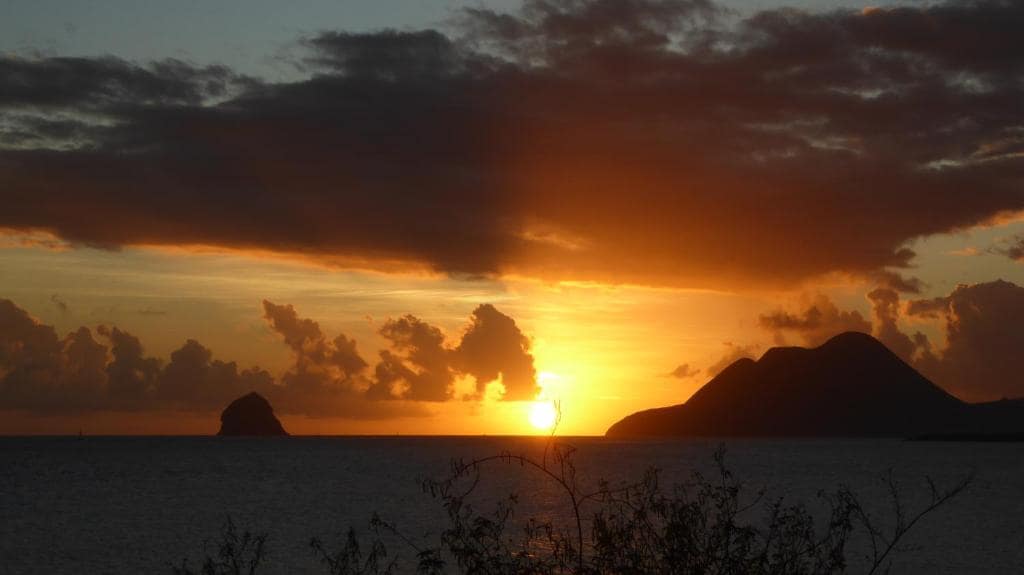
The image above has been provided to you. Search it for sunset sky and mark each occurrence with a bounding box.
[2,0,1022,435]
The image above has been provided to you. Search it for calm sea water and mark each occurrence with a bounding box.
[1,436,1021,574]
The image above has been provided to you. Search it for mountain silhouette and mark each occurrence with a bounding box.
[218,392,288,436]
[607,332,1024,438]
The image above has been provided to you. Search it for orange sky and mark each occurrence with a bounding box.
[2,217,1023,435]
[3,0,1024,434]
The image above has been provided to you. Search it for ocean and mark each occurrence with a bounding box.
[2,436,1021,574]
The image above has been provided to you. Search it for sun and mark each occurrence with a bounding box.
[528,401,558,431]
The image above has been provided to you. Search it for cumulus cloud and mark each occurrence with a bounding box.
[759,295,872,347]
[156,339,275,410]
[0,298,540,416]
[0,300,103,411]
[706,342,760,378]
[454,304,538,400]
[1009,238,1024,262]
[259,300,423,417]
[60,327,108,401]
[668,363,700,379]
[369,315,453,401]
[865,288,926,362]
[1,0,1022,288]
[50,294,69,314]
[906,280,1024,402]
[96,325,161,401]
[366,303,539,401]
[754,288,941,367]
[260,300,540,411]
[741,280,1024,402]
[870,271,925,294]
[989,234,1024,262]
[262,300,368,380]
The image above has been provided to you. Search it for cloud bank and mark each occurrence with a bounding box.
[1,0,1022,288]
[0,298,538,417]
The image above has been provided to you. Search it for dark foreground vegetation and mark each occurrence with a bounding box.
[173,429,971,575]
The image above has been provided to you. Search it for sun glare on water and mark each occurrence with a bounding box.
[528,401,558,431]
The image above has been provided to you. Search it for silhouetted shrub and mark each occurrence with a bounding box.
[176,438,970,574]
[172,516,267,575]
[312,440,971,574]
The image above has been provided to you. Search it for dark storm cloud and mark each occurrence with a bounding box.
[305,30,472,76]
[2,0,1023,287]
[0,298,539,416]
[0,56,243,109]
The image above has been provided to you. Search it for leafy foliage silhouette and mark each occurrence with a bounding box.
[172,516,267,575]
[176,406,972,574]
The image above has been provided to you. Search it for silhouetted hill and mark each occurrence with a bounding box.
[218,392,288,436]
[607,332,1024,438]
